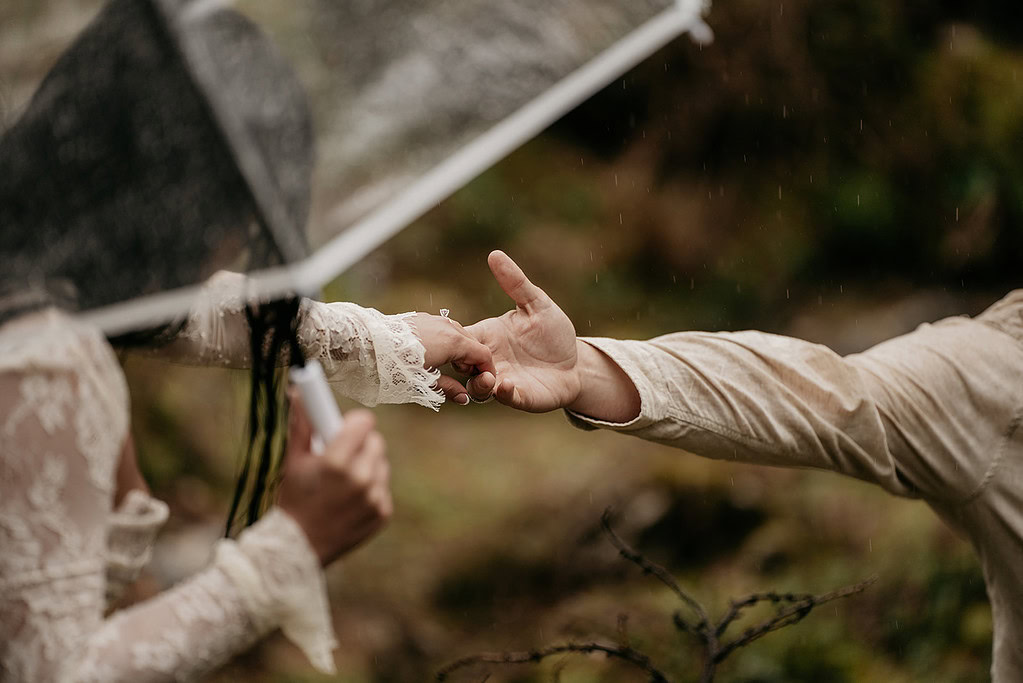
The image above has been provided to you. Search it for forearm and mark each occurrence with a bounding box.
[135,271,443,408]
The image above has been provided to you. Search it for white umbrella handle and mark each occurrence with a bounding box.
[289,359,343,455]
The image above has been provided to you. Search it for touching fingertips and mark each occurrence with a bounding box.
[455,393,469,405]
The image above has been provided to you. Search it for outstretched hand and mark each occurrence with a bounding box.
[463,251,583,413]
[464,251,641,421]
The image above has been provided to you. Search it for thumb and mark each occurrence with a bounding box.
[488,250,548,311]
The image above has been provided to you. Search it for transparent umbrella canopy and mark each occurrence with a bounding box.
[2,0,711,336]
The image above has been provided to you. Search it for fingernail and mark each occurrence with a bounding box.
[455,394,470,405]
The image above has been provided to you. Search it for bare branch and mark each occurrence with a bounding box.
[435,642,672,682]
[715,590,816,637]
[439,509,877,683]
[600,508,711,631]
[713,576,877,663]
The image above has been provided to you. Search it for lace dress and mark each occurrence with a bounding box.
[0,272,443,682]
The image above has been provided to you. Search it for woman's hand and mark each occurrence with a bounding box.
[278,394,392,566]
[409,312,496,405]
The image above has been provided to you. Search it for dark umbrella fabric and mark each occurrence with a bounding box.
[0,0,313,327]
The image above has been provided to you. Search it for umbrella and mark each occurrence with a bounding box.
[1,0,712,336]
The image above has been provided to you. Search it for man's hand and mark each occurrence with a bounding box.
[463,251,583,412]
[464,251,642,421]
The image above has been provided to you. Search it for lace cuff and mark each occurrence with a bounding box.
[214,508,337,673]
[299,301,443,410]
[105,490,170,605]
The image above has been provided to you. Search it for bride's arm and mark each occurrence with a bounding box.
[0,334,392,682]
[144,271,491,408]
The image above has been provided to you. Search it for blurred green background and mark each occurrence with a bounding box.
[4,0,1021,680]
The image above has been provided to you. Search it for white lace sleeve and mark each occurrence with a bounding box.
[149,271,443,409]
[77,508,337,682]
[105,490,169,606]
[0,311,337,681]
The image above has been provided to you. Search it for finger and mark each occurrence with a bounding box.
[287,390,313,456]
[369,472,394,522]
[466,371,496,400]
[455,334,497,375]
[494,376,520,407]
[345,429,384,488]
[367,446,392,507]
[323,409,375,466]
[488,250,548,311]
[434,374,470,405]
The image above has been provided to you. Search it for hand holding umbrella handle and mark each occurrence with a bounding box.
[290,360,344,455]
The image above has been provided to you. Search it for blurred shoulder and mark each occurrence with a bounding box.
[0,308,127,404]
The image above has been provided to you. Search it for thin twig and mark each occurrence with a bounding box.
[435,642,672,682]
[617,613,631,648]
[550,658,569,683]
[713,576,877,663]
[715,590,816,637]
[600,508,711,631]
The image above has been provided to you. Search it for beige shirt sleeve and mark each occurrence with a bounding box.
[567,290,1023,681]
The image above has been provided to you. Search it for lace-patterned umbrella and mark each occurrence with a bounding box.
[0,0,712,336]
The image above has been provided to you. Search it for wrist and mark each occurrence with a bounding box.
[566,339,641,423]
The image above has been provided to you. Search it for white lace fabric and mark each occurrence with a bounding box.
[0,274,440,682]
[105,490,169,605]
[159,271,443,409]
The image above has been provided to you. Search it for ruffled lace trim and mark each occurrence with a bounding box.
[105,490,169,605]
[214,508,337,674]
[299,301,443,410]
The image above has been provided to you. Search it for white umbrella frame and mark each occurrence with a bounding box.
[82,0,712,337]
